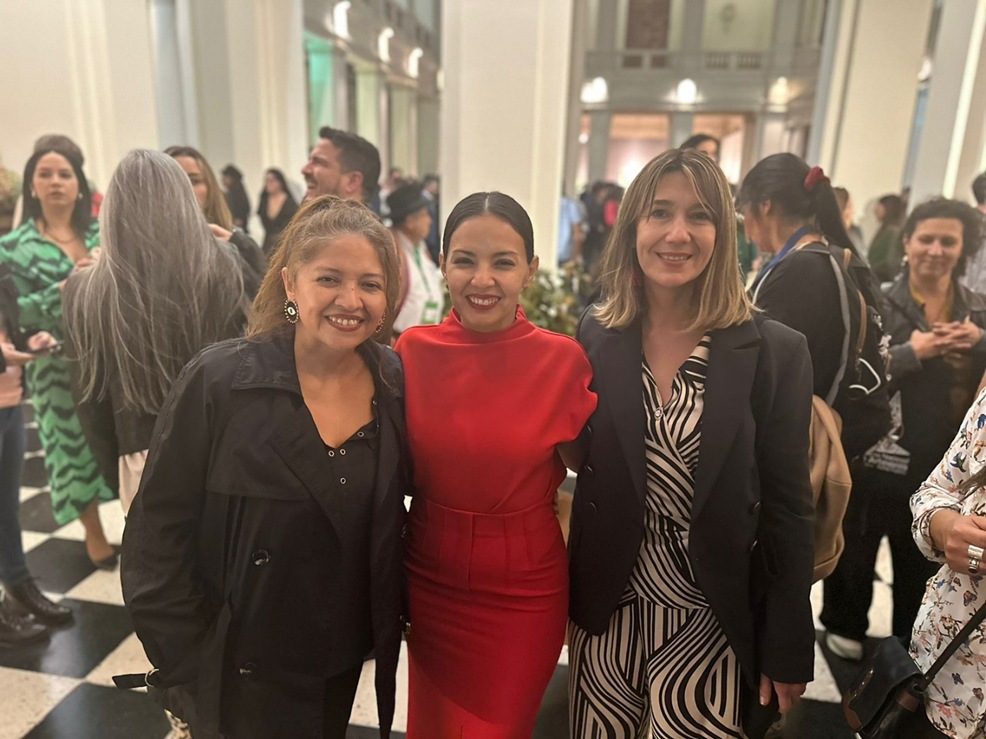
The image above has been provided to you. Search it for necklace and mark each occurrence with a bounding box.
[39,222,78,246]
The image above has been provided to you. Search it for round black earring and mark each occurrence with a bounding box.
[283,299,299,324]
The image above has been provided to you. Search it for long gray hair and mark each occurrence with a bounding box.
[65,149,248,414]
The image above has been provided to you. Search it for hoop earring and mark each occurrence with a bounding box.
[283,298,299,324]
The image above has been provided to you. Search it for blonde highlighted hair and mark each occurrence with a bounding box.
[249,196,401,341]
[164,145,234,230]
[594,148,753,331]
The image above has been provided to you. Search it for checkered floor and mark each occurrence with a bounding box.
[3,403,890,738]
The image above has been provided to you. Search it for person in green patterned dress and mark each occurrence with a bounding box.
[0,145,115,567]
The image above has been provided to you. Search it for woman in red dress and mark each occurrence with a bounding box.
[395,192,596,738]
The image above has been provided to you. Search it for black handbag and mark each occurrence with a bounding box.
[843,598,986,737]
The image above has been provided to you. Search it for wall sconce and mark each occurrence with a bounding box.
[378,27,394,63]
[581,77,609,104]
[333,1,351,40]
[768,76,789,106]
[675,78,698,105]
[408,47,424,78]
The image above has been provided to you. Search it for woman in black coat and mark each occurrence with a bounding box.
[568,149,815,739]
[120,196,407,739]
[833,198,986,654]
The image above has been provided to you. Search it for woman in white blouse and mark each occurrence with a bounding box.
[911,389,986,738]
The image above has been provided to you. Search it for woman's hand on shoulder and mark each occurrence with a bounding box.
[759,674,806,714]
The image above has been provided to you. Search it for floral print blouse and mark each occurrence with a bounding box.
[910,388,986,739]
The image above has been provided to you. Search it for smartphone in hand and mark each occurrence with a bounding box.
[24,342,63,357]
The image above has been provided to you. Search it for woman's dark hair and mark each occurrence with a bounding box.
[258,169,297,218]
[901,197,983,276]
[876,194,906,226]
[22,147,93,237]
[222,164,243,181]
[680,133,720,152]
[736,152,858,255]
[442,192,535,263]
[263,168,290,194]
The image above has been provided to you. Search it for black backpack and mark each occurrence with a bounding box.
[799,242,892,458]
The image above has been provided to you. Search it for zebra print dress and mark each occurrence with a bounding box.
[569,336,745,738]
[0,221,113,524]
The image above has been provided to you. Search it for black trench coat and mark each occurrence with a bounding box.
[122,330,408,739]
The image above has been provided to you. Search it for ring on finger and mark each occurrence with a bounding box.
[969,544,986,560]
[969,557,982,576]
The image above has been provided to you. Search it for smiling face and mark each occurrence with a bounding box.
[281,234,388,356]
[904,217,964,284]
[172,155,209,211]
[301,139,360,201]
[635,171,717,298]
[442,214,538,333]
[32,152,79,209]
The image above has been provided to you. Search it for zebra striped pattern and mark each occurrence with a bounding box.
[0,221,113,524]
[568,337,744,738]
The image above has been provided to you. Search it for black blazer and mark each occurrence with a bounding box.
[569,312,816,689]
[122,331,407,739]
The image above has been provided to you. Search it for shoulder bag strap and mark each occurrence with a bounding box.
[919,598,986,689]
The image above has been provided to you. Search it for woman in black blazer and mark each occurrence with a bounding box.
[568,149,816,739]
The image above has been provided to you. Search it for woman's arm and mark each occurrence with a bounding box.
[755,331,815,695]
[912,388,986,565]
[121,357,217,685]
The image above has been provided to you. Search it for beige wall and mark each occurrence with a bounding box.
[441,0,574,267]
[0,0,158,190]
[823,0,932,219]
[703,0,775,52]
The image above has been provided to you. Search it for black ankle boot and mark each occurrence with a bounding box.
[6,579,73,626]
[0,600,49,647]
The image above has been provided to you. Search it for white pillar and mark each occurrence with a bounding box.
[418,96,440,176]
[910,0,986,205]
[814,0,932,209]
[0,0,159,189]
[670,112,694,149]
[390,86,418,175]
[587,110,612,182]
[441,0,575,268]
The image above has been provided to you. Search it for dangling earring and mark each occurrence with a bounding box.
[77,192,83,201]
[30,190,36,199]
[375,311,387,334]
[283,298,299,323]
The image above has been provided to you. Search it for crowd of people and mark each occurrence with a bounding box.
[0,122,982,739]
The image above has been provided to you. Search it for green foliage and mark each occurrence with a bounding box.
[519,262,594,336]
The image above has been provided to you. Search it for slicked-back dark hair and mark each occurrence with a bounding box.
[736,152,858,256]
[318,126,382,203]
[972,173,986,206]
[902,197,983,276]
[442,192,535,263]
[22,147,93,237]
[680,133,720,152]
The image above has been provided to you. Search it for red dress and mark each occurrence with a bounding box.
[395,308,596,738]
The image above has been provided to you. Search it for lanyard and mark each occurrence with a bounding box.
[760,225,811,277]
[752,225,813,299]
[410,245,436,299]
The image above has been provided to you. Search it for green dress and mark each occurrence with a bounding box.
[0,220,113,524]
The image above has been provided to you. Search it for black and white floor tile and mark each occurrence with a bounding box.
[3,405,892,738]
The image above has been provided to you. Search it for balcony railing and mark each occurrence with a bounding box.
[586,48,820,76]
